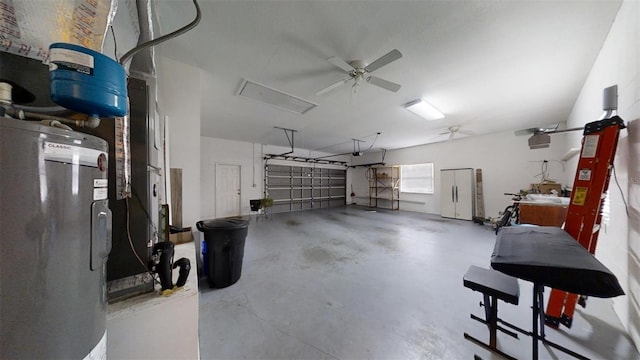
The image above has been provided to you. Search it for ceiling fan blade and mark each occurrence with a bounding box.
[365,49,402,73]
[316,77,351,96]
[448,132,455,141]
[366,76,401,92]
[327,56,355,73]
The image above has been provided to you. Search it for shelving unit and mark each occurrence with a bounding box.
[265,164,346,213]
[368,166,400,210]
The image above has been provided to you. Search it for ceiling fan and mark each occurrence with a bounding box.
[316,49,403,96]
[439,125,474,140]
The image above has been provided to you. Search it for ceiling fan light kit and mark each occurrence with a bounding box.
[405,99,445,120]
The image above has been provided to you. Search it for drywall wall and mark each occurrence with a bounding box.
[200,138,264,218]
[200,137,349,218]
[351,129,567,219]
[563,0,640,348]
[157,56,202,229]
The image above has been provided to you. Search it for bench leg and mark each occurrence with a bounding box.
[465,294,518,360]
[486,294,497,347]
[464,332,517,360]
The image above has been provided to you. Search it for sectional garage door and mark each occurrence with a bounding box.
[265,164,346,213]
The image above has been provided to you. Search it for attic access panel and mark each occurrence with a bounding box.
[238,80,317,114]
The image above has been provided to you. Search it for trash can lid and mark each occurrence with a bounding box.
[196,216,250,231]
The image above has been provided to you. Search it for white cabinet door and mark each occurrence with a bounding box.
[440,170,457,218]
[440,168,474,220]
[454,169,474,220]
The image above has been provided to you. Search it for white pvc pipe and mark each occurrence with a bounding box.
[0,82,12,104]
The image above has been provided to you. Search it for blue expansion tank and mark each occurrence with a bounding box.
[49,42,127,117]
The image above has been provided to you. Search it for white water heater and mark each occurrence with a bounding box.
[0,118,111,359]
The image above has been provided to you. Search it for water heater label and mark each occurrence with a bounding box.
[94,179,108,188]
[44,142,107,168]
[49,47,94,75]
[93,188,108,201]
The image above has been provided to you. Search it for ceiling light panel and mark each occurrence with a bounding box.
[238,80,317,115]
[405,99,444,120]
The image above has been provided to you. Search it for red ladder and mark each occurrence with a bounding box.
[545,116,625,328]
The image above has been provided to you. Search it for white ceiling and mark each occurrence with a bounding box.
[155,0,621,156]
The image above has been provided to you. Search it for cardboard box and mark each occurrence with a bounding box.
[170,227,193,244]
[531,182,562,195]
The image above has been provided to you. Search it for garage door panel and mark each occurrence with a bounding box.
[265,164,346,213]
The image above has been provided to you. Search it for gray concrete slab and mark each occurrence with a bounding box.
[198,206,639,359]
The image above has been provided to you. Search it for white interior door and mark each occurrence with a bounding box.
[215,164,241,218]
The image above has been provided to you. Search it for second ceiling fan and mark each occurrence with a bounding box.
[316,49,403,96]
[437,126,474,141]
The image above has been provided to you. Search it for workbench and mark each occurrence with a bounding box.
[518,200,568,227]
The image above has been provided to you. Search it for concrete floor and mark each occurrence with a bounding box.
[198,206,639,359]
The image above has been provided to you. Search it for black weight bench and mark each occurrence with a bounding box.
[463,265,525,360]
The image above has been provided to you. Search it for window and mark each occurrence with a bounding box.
[400,163,434,194]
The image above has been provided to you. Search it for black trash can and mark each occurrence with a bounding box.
[196,217,250,288]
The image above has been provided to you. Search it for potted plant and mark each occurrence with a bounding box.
[258,197,274,218]
[260,197,274,209]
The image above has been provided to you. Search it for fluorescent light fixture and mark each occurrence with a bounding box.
[238,80,317,114]
[404,99,444,120]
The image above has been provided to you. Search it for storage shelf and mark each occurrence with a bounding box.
[368,166,400,210]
